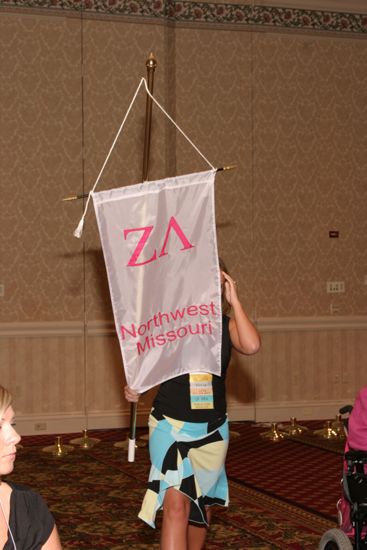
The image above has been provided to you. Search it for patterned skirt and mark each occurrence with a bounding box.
[138,410,229,528]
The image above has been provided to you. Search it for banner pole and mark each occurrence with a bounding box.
[142,52,157,182]
[128,53,157,462]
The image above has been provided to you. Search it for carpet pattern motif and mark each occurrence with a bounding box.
[227,422,343,521]
[6,423,341,549]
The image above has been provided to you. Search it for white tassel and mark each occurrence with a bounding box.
[73,218,85,239]
[71,79,147,239]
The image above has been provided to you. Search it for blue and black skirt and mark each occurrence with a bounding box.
[138,410,229,527]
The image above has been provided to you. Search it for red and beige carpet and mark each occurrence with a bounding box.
[6,421,343,549]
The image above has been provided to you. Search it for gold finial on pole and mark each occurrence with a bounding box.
[62,195,81,201]
[217,164,237,172]
[146,51,158,71]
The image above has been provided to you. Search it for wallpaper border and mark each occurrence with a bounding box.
[1,1,367,35]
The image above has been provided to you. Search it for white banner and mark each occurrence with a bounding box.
[92,170,222,393]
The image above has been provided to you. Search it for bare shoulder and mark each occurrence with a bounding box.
[42,526,63,550]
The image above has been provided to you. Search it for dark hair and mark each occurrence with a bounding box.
[219,257,231,314]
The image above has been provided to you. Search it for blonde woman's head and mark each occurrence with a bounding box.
[0,385,20,477]
[0,385,12,418]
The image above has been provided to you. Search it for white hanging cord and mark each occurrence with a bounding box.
[0,497,17,550]
[141,78,215,173]
[73,77,146,238]
[73,76,216,238]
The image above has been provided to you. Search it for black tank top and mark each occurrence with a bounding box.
[153,315,232,422]
[4,482,54,550]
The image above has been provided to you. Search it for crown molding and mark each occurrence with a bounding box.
[1,1,367,29]
[257,1,367,15]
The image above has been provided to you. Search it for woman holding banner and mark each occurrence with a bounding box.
[125,261,260,550]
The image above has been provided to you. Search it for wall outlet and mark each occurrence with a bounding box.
[330,303,340,315]
[34,422,47,431]
[327,281,345,293]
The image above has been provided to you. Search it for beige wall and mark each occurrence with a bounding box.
[0,2,366,434]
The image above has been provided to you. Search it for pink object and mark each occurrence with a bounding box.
[337,493,353,536]
[348,386,367,451]
[338,386,367,538]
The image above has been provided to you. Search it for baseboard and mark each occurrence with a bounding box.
[16,399,349,435]
[253,399,350,423]
[16,408,152,436]
[227,403,256,422]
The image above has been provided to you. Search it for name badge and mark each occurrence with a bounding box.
[189,373,214,409]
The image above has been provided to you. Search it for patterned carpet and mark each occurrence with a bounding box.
[227,421,344,521]
[5,422,342,549]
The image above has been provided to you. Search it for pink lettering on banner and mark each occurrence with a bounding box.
[124,226,156,267]
[124,216,194,267]
[119,300,219,358]
[170,308,186,321]
[120,302,218,342]
[159,216,194,257]
[135,321,213,356]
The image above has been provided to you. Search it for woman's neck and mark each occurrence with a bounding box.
[0,480,11,495]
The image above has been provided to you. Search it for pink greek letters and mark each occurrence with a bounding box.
[124,216,194,267]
